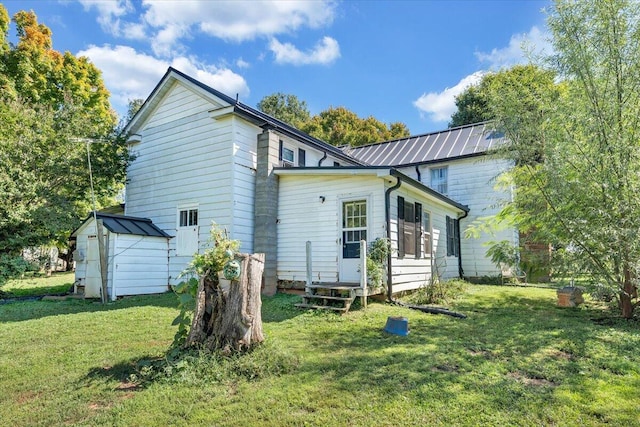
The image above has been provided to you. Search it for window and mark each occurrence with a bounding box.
[179,209,198,227]
[430,166,448,195]
[423,211,432,257]
[446,216,460,257]
[298,148,306,166]
[398,196,422,258]
[177,206,199,256]
[278,140,295,166]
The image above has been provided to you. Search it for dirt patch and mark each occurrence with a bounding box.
[116,381,140,391]
[16,391,42,404]
[508,371,557,387]
[431,364,459,373]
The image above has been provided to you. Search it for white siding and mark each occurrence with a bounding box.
[277,175,386,283]
[73,219,169,300]
[126,82,239,283]
[109,234,169,299]
[387,182,461,293]
[399,156,516,278]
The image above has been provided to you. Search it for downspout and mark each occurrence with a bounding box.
[318,152,328,166]
[415,165,421,183]
[457,210,469,279]
[385,176,402,302]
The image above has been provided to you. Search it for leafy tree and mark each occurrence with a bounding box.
[449,65,559,130]
[494,0,640,318]
[257,92,311,129]
[257,94,410,147]
[301,106,410,147]
[0,6,129,286]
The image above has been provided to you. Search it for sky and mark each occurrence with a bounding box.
[3,0,552,134]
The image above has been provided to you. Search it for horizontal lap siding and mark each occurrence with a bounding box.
[126,83,237,285]
[277,175,385,283]
[388,183,460,293]
[104,234,169,298]
[402,157,516,278]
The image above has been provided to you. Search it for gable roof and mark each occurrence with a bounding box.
[343,122,505,167]
[71,213,171,238]
[124,67,362,166]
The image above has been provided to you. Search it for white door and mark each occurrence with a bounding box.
[339,199,367,283]
[85,235,102,298]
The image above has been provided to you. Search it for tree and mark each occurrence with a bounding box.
[301,106,410,147]
[494,0,640,318]
[449,65,559,129]
[0,6,129,285]
[257,92,311,129]
[257,94,411,147]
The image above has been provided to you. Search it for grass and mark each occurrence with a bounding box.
[2,271,75,297]
[0,283,639,426]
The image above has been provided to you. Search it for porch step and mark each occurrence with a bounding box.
[294,303,349,313]
[295,284,357,314]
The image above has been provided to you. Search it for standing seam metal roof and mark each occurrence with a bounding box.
[72,213,171,238]
[344,122,505,167]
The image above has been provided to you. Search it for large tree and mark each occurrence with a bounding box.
[495,0,640,318]
[449,65,559,129]
[0,6,129,284]
[257,94,410,147]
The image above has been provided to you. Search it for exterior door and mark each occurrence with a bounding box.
[85,235,102,298]
[339,199,367,283]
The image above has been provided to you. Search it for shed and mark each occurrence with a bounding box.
[71,213,171,300]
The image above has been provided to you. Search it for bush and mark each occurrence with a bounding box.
[405,278,468,305]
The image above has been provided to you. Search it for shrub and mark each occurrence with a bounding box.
[405,278,468,305]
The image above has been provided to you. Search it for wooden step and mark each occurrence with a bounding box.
[295,303,348,313]
[306,284,359,291]
[303,294,354,302]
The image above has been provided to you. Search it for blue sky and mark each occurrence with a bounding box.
[4,0,551,134]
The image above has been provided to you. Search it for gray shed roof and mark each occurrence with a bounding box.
[72,213,171,238]
[344,122,505,167]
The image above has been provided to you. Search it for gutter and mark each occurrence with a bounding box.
[318,152,328,166]
[457,210,469,279]
[385,176,402,302]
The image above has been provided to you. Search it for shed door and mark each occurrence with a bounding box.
[85,235,102,298]
[339,200,367,283]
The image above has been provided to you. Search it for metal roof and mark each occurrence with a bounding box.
[72,213,171,238]
[343,122,505,167]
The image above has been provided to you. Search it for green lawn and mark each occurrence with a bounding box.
[0,284,638,426]
[3,271,75,297]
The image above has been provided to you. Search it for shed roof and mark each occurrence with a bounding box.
[71,213,171,238]
[343,122,505,167]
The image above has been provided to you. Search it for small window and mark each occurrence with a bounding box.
[179,209,198,227]
[430,167,448,195]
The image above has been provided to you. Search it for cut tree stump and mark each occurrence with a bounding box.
[185,253,265,353]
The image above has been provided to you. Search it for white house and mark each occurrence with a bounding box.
[71,67,515,301]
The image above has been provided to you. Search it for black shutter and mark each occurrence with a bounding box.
[298,148,306,166]
[454,218,460,257]
[415,203,422,258]
[446,216,452,256]
[278,140,283,161]
[398,196,405,258]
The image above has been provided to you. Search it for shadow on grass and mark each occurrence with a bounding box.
[0,292,180,323]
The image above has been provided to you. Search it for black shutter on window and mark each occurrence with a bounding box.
[278,140,283,161]
[398,196,405,258]
[298,148,306,166]
[446,216,452,256]
[415,203,422,258]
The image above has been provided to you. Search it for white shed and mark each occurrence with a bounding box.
[71,213,171,300]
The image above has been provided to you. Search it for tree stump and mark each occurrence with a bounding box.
[185,253,265,353]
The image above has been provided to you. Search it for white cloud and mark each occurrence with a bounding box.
[413,72,485,123]
[236,58,250,69]
[78,0,146,40]
[475,26,552,69]
[269,36,340,66]
[77,45,249,117]
[142,0,336,42]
